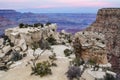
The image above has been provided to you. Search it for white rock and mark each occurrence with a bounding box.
[34,48,42,55]
[18,39,27,51]
[0,38,3,45]
[2,45,11,54]
[27,48,34,56]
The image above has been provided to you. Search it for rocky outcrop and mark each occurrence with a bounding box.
[5,24,58,48]
[74,31,108,64]
[86,8,120,72]
[86,8,120,56]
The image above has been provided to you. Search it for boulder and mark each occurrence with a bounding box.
[2,45,11,54]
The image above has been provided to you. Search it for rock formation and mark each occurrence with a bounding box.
[5,23,58,48]
[74,31,108,64]
[86,8,120,72]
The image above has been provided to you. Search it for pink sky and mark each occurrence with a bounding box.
[0,0,119,9]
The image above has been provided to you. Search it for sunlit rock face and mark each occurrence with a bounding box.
[86,8,120,72]
[86,8,120,57]
[74,31,108,64]
[5,24,58,49]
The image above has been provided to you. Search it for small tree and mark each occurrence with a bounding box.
[19,23,24,28]
[46,22,51,26]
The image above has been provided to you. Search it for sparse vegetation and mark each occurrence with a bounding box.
[31,49,57,77]
[66,66,81,80]
[49,53,57,61]
[34,23,43,27]
[104,73,116,80]
[46,35,57,45]
[46,22,51,26]
[19,23,44,28]
[64,49,72,57]
[19,23,24,28]
[88,59,96,65]
[49,53,57,67]
[70,58,84,66]
[31,61,52,77]
[10,50,23,61]
[68,39,72,43]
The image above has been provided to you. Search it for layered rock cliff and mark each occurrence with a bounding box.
[74,31,108,64]
[86,8,120,72]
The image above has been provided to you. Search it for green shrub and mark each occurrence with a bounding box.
[34,23,44,28]
[104,73,116,80]
[88,59,96,65]
[46,35,57,45]
[68,39,72,43]
[64,49,72,57]
[62,42,65,45]
[49,53,57,61]
[24,24,28,28]
[45,22,51,26]
[31,61,52,77]
[19,23,24,28]
[70,58,84,66]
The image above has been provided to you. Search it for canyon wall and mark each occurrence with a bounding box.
[86,8,120,72]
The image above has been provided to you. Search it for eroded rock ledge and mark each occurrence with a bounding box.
[86,8,120,73]
[74,31,108,64]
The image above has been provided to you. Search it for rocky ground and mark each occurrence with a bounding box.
[0,45,75,80]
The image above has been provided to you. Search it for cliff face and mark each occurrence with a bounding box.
[74,31,108,64]
[86,8,120,72]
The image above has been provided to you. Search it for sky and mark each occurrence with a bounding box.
[0,0,120,13]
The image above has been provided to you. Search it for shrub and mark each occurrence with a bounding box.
[34,23,43,28]
[66,66,81,80]
[68,39,72,43]
[88,59,96,65]
[19,23,24,28]
[51,62,57,67]
[49,53,57,67]
[10,42,14,47]
[46,22,51,26]
[49,53,57,61]
[64,49,72,57]
[96,38,100,41]
[104,73,116,80]
[24,24,28,28]
[10,50,22,61]
[70,58,84,66]
[62,42,66,45]
[46,35,57,45]
[31,61,52,77]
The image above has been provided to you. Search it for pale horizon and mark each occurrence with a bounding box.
[0,0,120,13]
